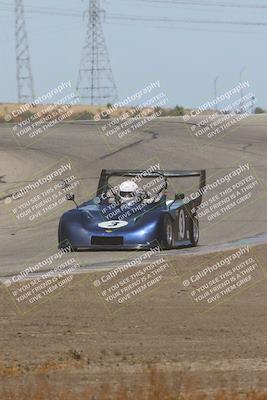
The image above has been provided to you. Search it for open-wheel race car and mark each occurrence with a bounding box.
[58,168,206,251]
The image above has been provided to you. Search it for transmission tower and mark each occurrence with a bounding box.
[76,0,118,105]
[15,0,35,103]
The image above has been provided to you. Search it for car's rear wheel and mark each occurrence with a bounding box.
[189,216,199,247]
[162,215,174,250]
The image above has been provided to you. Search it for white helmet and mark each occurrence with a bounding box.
[119,180,139,203]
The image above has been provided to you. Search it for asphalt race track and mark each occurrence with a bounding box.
[1,115,267,277]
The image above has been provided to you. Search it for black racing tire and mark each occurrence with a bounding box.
[58,224,61,245]
[189,216,199,247]
[162,215,174,250]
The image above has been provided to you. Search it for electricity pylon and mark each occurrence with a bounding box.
[76,0,117,105]
[15,0,35,103]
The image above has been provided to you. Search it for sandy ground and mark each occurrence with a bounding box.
[1,244,267,396]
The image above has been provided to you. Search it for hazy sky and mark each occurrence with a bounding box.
[1,0,266,108]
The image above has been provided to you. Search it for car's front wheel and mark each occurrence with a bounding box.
[189,216,199,247]
[162,215,174,250]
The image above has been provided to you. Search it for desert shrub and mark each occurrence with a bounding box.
[254,107,265,114]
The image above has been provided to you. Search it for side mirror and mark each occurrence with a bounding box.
[175,193,185,200]
[66,193,75,201]
[66,193,78,207]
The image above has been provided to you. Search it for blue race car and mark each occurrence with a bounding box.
[58,169,206,251]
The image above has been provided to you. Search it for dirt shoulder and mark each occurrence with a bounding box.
[1,244,267,396]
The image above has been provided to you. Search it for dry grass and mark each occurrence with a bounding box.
[1,366,267,400]
[0,102,153,123]
[0,102,196,123]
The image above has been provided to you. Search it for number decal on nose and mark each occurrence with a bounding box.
[98,220,128,229]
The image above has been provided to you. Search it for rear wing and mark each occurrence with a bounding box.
[97,169,206,207]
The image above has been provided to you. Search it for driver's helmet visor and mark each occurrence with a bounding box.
[120,191,135,199]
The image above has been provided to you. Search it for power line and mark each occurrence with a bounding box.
[116,0,267,10]
[1,4,266,29]
[0,2,266,30]
[107,13,267,27]
[106,20,267,36]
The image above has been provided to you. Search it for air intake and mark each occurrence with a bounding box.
[91,236,123,246]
